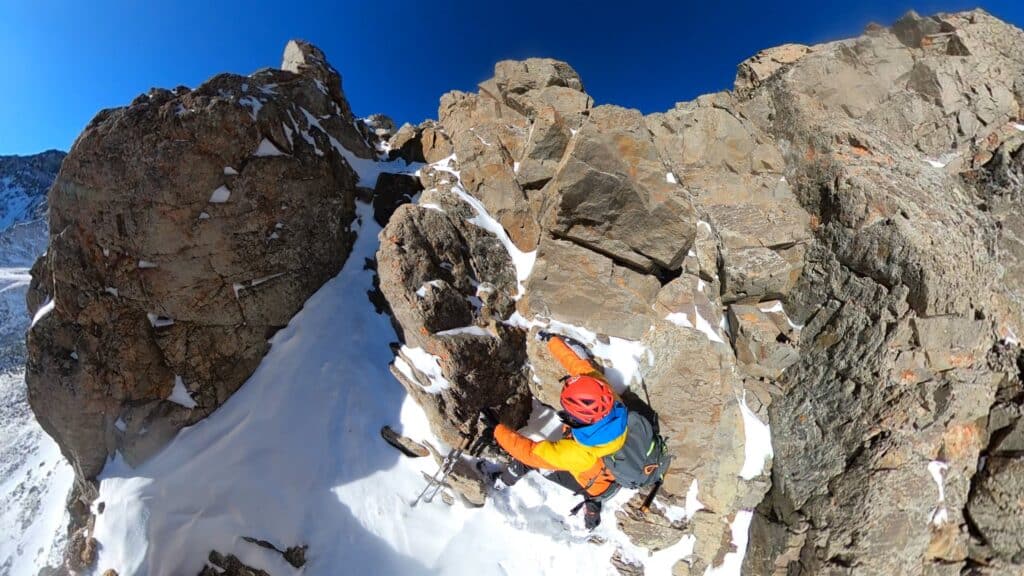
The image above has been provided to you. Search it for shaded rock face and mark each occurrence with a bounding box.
[26,40,373,484]
[377,9,1024,575]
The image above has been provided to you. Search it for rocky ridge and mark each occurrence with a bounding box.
[20,9,1024,576]
[376,9,1024,576]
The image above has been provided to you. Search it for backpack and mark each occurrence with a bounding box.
[602,411,671,489]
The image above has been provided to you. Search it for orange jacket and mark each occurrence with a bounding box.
[494,336,626,496]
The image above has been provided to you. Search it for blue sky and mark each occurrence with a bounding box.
[2,0,1023,155]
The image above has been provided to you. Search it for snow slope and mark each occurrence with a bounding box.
[90,199,689,575]
[0,158,74,576]
[0,372,74,576]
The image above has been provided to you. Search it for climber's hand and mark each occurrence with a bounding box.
[480,407,500,429]
[536,330,555,342]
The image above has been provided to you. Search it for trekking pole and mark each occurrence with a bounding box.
[412,414,486,507]
[412,435,469,507]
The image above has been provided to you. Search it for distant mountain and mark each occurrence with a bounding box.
[0,150,62,372]
[0,150,69,576]
[0,150,64,233]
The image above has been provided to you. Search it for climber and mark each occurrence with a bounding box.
[479,331,668,530]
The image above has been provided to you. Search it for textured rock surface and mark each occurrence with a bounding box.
[738,10,1024,575]
[524,237,661,339]
[26,40,374,484]
[378,57,773,575]
[376,9,1024,575]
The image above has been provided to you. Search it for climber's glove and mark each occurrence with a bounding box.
[536,330,555,342]
[480,407,501,429]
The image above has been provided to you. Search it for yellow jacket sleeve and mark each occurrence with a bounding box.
[533,438,607,475]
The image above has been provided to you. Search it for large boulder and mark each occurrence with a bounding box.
[544,105,697,273]
[26,40,374,483]
[521,236,661,340]
[377,169,532,447]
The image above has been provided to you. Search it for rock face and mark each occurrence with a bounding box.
[25,40,375,486]
[376,9,1024,576]
[734,10,1024,576]
[378,56,777,574]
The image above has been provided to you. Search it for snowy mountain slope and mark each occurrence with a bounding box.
[88,200,679,576]
[0,372,73,576]
[0,151,59,374]
[0,152,72,576]
[0,220,48,373]
[0,151,63,234]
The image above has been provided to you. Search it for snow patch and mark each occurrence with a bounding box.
[238,96,263,121]
[665,312,694,328]
[436,155,536,299]
[209,185,231,203]
[434,325,493,338]
[146,313,175,328]
[168,376,198,409]
[415,280,444,298]
[233,273,285,298]
[31,298,54,328]
[198,212,211,220]
[138,260,158,269]
[104,287,119,297]
[695,307,726,344]
[928,460,949,526]
[738,392,773,480]
[655,479,703,523]
[223,166,238,175]
[254,138,285,157]
[685,478,706,520]
[395,346,451,393]
[704,510,754,576]
[300,107,421,186]
[666,172,677,184]
[1013,123,1024,131]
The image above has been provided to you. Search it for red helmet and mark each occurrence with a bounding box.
[560,375,614,424]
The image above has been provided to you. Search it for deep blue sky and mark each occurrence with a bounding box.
[2,1,1023,155]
